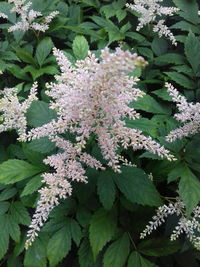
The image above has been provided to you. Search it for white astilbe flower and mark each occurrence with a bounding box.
[165,82,200,142]
[24,47,175,248]
[126,0,179,45]
[0,82,38,141]
[0,12,8,19]
[25,135,104,248]
[140,198,200,250]
[8,0,59,32]
[26,47,175,168]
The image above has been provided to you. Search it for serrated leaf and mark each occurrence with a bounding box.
[0,159,42,184]
[78,239,94,267]
[82,0,100,8]
[168,163,185,183]
[5,214,20,242]
[72,35,89,59]
[47,224,72,267]
[131,94,171,114]
[15,48,36,65]
[138,47,153,59]
[116,9,126,22]
[152,88,173,102]
[179,165,200,214]
[76,207,91,227]
[172,0,199,24]
[35,37,53,67]
[113,167,162,206]
[10,201,31,226]
[89,208,116,260]
[28,137,56,154]
[97,172,116,210]
[184,31,200,73]
[0,188,17,201]
[164,72,195,89]
[151,37,168,56]
[171,21,200,34]
[0,202,9,214]
[69,218,82,246]
[125,118,157,137]
[0,222,9,260]
[21,175,42,197]
[103,233,130,267]
[24,238,47,267]
[0,2,16,23]
[127,252,158,267]
[23,65,58,80]
[154,53,186,65]
[27,101,57,127]
[138,238,180,256]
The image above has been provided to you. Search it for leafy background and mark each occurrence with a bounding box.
[0,0,200,266]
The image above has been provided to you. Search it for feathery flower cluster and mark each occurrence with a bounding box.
[0,12,8,19]
[8,0,59,32]
[126,0,179,45]
[26,47,174,169]
[165,82,200,142]
[24,47,175,247]
[140,198,200,250]
[0,82,37,141]
[25,135,104,248]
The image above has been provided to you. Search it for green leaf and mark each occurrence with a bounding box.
[5,214,20,242]
[89,208,116,260]
[72,35,89,59]
[113,167,162,206]
[138,47,153,59]
[28,137,56,154]
[138,238,180,256]
[27,101,57,127]
[0,222,9,260]
[47,224,72,267]
[78,238,94,267]
[7,65,31,81]
[21,175,42,197]
[0,188,17,201]
[23,65,58,80]
[170,65,194,77]
[24,238,47,267]
[10,201,31,226]
[82,0,100,8]
[171,21,200,34]
[184,32,200,73]
[0,202,9,214]
[127,252,158,267]
[179,164,200,214]
[172,0,199,24]
[103,233,130,267]
[97,172,116,210]
[15,48,36,65]
[100,4,117,19]
[69,218,82,246]
[131,94,171,114]
[164,72,196,89]
[168,163,186,183]
[151,37,168,56]
[154,53,186,65]
[35,37,53,67]
[125,118,157,137]
[0,2,16,23]
[116,9,127,22]
[0,159,42,184]
[152,88,172,102]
